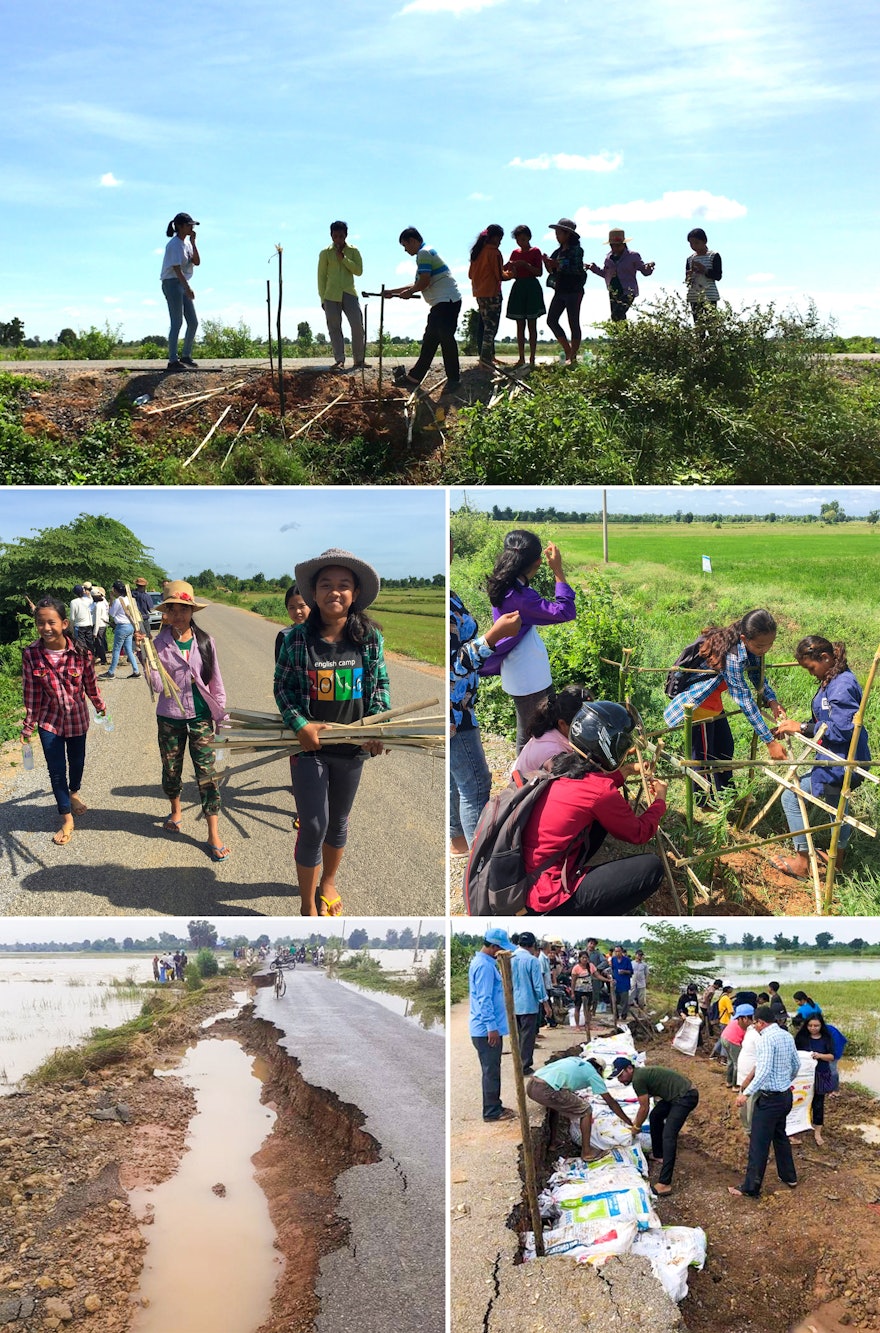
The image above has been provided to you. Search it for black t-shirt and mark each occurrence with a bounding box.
[306,634,365,759]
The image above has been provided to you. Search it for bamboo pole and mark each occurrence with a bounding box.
[181,404,232,468]
[266,280,274,377]
[821,640,880,913]
[222,404,258,468]
[796,731,880,786]
[275,246,285,419]
[683,706,695,835]
[290,392,346,440]
[634,737,683,916]
[671,821,840,869]
[658,828,711,902]
[496,951,544,1258]
[377,284,385,410]
[743,724,828,833]
[749,654,766,765]
[618,648,632,704]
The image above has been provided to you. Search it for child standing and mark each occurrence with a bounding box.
[21,596,106,845]
[468,225,505,368]
[137,581,230,862]
[685,227,722,321]
[503,225,545,368]
[542,218,587,364]
[588,228,655,321]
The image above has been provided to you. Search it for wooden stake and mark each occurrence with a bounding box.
[275,245,285,418]
[222,404,258,467]
[290,391,346,439]
[182,404,232,468]
[497,950,544,1258]
[822,639,880,913]
[266,279,274,378]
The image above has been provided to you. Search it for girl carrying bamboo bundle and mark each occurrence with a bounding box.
[135,581,230,862]
[21,596,107,846]
[771,636,871,880]
[274,548,389,917]
[664,609,788,797]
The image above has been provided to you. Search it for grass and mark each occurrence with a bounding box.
[333,952,445,1026]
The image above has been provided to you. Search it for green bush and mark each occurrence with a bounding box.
[196,947,219,978]
[200,319,258,358]
[249,595,285,618]
[184,962,203,991]
[71,323,122,359]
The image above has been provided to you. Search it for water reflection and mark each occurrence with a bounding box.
[334,979,444,1033]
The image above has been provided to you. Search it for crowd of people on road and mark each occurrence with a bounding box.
[159,211,724,381]
[19,549,390,916]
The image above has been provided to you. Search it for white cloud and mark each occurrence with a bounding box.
[468,191,492,201]
[103,296,121,305]
[396,260,414,275]
[509,151,622,173]
[574,190,747,237]
[746,272,775,283]
[400,0,504,13]
[99,172,121,188]
[142,299,158,307]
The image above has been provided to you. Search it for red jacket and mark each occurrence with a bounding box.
[522,771,666,912]
[22,640,105,739]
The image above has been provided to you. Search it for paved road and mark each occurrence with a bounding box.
[0,602,445,917]
[0,355,493,375]
[254,966,445,1333]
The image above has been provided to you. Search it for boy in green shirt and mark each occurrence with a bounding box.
[612,1058,699,1194]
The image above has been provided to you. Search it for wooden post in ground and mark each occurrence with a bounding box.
[377,285,386,412]
[632,710,682,915]
[266,280,274,377]
[618,648,632,704]
[683,705,696,913]
[275,245,285,419]
[821,640,880,914]
[497,950,544,1257]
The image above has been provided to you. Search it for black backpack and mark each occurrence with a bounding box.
[464,771,585,916]
[664,637,716,698]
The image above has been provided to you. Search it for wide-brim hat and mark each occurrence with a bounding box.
[156,580,208,611]
[135,577,148,587]
[608,229,631,244]
[294,548,380,611]
[92,587,105,598]
[548,217,578,233]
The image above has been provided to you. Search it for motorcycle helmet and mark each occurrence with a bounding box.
[568,701,636,772]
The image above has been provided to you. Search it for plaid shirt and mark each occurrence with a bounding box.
[22,640,105,738]
[745,1022,801,1096]
[274,624,390,732]
[450,591,492,731]
[663,640,778,743]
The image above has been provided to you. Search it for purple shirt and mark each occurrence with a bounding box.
[148,626,228,722]
[589,248,652,299]
[480,578,576,676]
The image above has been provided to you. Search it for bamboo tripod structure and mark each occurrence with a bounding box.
[497,950,544,1257]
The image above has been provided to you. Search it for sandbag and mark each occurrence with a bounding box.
[551,1145,649,1181]
[671,1016,702,1056]
[523,1218,639,1265]
[631,1226,708,1302]
[786,1052,817,1135]
[553,1175,659,1231]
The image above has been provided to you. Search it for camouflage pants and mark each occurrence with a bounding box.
[157,716,220,815]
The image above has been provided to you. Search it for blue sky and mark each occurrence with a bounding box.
[3,0,879,343]
[0,488,446,579]
[450,486,880,516]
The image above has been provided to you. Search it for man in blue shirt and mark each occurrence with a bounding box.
[469,928,515,1122]
[730,1006,801,1198]
[611,945,634,1018]
[511,931,552,1075]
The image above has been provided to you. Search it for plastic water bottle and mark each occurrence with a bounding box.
[21,742,34,770]
[214,746,227,772]
[133,394,150,407]
[102,712,115,734]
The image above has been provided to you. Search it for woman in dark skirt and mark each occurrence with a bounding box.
[504,225,546,368]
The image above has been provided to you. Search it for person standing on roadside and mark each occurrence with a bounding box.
[317,221,365,372]
[469,928,515,1122]
[90,588,109,665]
[389,228,462,389]
[588,228,655,322]
[631,949,649,1009]
[69,585,95,656]
[468,225,505,369]
[730,1006,800,1198]
[685,227,722,322]
[160,212,200,373]
[720,1004,754,1088]
[511,931,552,1074]
[611,944,634,1017]
[542,218,586,365]
[106,582,141,680]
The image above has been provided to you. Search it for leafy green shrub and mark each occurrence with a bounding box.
[196,947,219,978]
[184,962,203,991]
[71,323,122,359]
[200,319,258,358]
[249,595,285,618]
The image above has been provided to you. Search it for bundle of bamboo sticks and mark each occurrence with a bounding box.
[123,584,185,714]
[214,696,444,756]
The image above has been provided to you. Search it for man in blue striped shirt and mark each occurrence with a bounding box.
[729,1006,801,1198]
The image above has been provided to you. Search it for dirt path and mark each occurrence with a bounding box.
[0,602,445,917]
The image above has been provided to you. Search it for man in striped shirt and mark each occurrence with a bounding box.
[729,1006,800,1198]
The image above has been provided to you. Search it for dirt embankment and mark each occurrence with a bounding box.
[516,1030,880,1333]
[0,981,382,1333]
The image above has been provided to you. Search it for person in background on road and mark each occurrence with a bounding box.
[481,530,576,753]
[794,1014,838,1146]
[160,211,200,373]
[773,636,871,880]
[136,580,230,864]
[735,1007,763,1131]
[106,582,141,680]
[510,931,552,1074]
[317,221,365,372]
[586,937,611,1014]
[132,577,153,635]
[469,928,515,1123]
[275,549,389,918]
[588,228,655,322]
[152,954,160,981]
[521,701,667,914]
[730,1005,800,1198]
[69,585,95,655]
[664,609,788,798]
[700,979,723,1035]
[20,596,107,846]
[710,986,735,1057]
[685,227,722,322]
[527,1055,635,1155]
[570,951,593,1032]
[612,1058,699,1195]
[90,587,109,665]
[631,949,649,1009]
[768,981,789,1027]
[611,944,634,1017]
[503,224,546,369]
[449,563,522,853]
[468,224,505,369]
[388,227,462,389]
[541,218,586,366]
[720,1004,754,1088]
[512,683,593,779]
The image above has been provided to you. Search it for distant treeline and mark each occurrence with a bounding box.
[452,931,878,955]
[188,570,444,593]
[1,928,442,954]
[487,505,880,526]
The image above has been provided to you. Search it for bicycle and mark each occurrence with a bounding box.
[273,964,286,999]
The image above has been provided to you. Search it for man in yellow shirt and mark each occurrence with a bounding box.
[317,221,365,371]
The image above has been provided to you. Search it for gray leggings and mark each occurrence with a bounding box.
[290,750,366,867]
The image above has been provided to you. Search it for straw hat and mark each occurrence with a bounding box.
[608,228,631,244]
[135,576,148,588]
[294,548,380,610]
[156,580,208,611]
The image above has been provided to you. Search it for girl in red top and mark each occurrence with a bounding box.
[503,225,546,368]
[21,596,106,845]
[468,225,504,368]
[521,701,666,915]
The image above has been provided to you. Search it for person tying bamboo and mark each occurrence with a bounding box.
[274,548,389,917]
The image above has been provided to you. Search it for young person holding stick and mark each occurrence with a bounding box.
[387,228,462,388]
[21,596,107,845]
[274,549,389,917]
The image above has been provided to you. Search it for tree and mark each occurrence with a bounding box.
[741,932,756,951]
[638,922,716,992]
[196,947,219,978]
[385,929,399,948]
[773,934,793,951]
[868,510,880,526]
[58,328,77,348]
[0,317,25,347]
[815,931,834,950]
[398,927,415,949]
[848,938,867,952]
[187,919,218,949]
[820,500,846,524]
[347,928,369,950]
[296,321,313,351]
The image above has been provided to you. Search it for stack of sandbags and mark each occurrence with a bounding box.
[786,1051,817,1135]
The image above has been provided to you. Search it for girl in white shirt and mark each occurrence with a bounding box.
[160,211,200,372]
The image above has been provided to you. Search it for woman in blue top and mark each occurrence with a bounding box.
[794,1014,837,1146]
[772,636,871,880]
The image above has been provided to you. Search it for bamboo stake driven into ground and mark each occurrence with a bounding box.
[497,950,544,1258]
[822,639,880,913]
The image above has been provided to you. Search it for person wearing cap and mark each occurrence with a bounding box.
[274,549,390,917]
[528,1055,635,1154]
[387,227,462,389]
[136,581,230,862]
[90,587,109,665]
[160,212,201,373]
[520,700,667,914]
[132,576,153,628]
[735,1006,764,1131]
[541,219,587,366]
[469,929,515,1122]
[730,1005,800,1198]
[106,582,141,680]
[588,229,655,322]
[69,585,96,656]
[511,932,552,1074]
[719,1005,754,1088]
[612,1059,698,1195]
[318,221,365,372]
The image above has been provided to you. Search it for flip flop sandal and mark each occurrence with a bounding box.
[163,819,181,834]
[52,826,74,846]
[768,854,810,881]
[319,893,343,917]
[208,844,231,862]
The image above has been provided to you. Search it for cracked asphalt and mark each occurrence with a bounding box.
[0,602,445,917]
